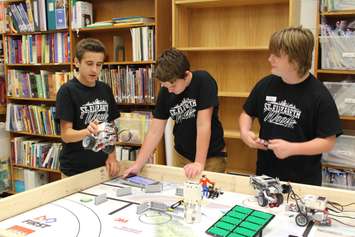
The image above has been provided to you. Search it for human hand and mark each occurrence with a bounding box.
[122,162,143,178]
[268,139,293,159]
[87,120,99,135]
[184,162,203,179]
[241,131,268,150]
[105,155,119,177]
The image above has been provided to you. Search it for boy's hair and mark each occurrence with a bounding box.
[154,48,190,82]
[269,26,314,77]
[75,38,106,61]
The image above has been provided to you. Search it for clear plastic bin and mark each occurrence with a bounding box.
[323,82,355,116]
[320,36,355,70]
[322,135,355,168]
[321,0,355,11]
[115,116,151,145]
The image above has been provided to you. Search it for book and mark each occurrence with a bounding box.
[85,21,112,28]
[55,0,67,29]
[112,16,154,24]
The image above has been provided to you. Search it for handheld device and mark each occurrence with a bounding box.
[119,175,159,188]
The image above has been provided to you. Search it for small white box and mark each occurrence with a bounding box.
[323,82,355,116]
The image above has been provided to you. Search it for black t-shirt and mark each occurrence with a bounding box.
[243,74,342,185]
[55,78,120,176]
[154,70,225,161]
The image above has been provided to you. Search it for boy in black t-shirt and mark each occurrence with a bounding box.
[123,48,226,179]
[240,26,342,185]
[56,38,120,177]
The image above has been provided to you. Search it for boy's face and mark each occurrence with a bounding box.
[75,51,104,87]
[268,51,298,79]
[160,71,191,95]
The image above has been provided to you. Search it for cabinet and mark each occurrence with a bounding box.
[173,0,300,174]
[4,0,171,193]
[315,0,355,189]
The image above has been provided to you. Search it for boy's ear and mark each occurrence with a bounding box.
[74,57,80,68]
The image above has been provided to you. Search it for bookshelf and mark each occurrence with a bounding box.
[173,0,300,175]
[2,0,171,193]
[314,0,355,189]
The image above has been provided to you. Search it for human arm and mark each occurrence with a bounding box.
[60,120,99,143]
[239,111,268,150]
[122,118,167,177]
[184,107,213,179]
[268,136,336,159]
[105,150,119,177]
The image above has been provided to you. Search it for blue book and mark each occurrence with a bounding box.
[46,0,56,30]
[55,0,67,29]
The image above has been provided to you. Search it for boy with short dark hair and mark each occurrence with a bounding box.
[123,48,226,179]
[56,38,120,177]
[239,26,342,185]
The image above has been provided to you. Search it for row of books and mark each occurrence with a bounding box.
[14,168,48,192]
[11,136,61,170]
[130,26,155,61]
[71,0,93,29]
[5,32,70,64]
[5,104,59,136]
[0,58,5,105]
[7,69,70,99]
[322,167,355,190]
[99,65,155,104]
[115,112,152,145]
[7,0,67,33]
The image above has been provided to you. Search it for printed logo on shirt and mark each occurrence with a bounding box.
[80,99,109,124]
[169,98,197,124]
[266,96,277,102]
[263,100,301,128]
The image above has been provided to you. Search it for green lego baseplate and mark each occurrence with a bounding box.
[206,205,275,237]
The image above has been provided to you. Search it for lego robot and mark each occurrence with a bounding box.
[82,122,118,154]
[294,195,331,227]
[250,175,285,207]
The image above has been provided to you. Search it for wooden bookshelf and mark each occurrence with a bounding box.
[322,163,355,172]
[317,69,355,75]
[6,63,71,67]
[103,60,155,65]
[176,47,269,52]
[0,105,5,115]
[13,164,61,174]
[73,23,156,32]
[10,131,61,139]
[320,10,355,16]
[7,97,56,102]
[314,0,355,189]
[173,0,300,174]
[3,0,171,193]
[5,29,69,36]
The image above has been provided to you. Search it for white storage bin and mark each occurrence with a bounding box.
[321,0,355,11]
[320,36,355,70]
[322,135,355,168]
[115,113,151,145]
[323,82,355,116]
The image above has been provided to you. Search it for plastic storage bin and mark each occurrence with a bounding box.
[323,82,355,116]
[115,114,151,145]
[320,36,355,70]
[322,135,355,168]
[321,0,355,11]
